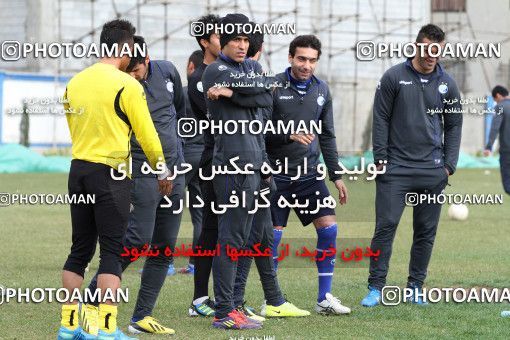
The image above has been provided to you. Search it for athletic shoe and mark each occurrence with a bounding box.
[97,328,138,340]
[127,316,175,335]
[361,286,381,307]
[188,304,199,317]
[178,264,195,275]
[405,283,428,305]
[212,310,262,330]
[231,309,262,327]
[57,326,83,340]
[79,303,99,336]
[167,264,176,276]
[316,293,351,315]
[261,300,310,317]
[189,297,215,317]
[237,302,265,323]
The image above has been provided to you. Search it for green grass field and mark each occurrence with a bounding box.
[0,169,509,339]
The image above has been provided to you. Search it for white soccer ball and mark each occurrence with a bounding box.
[448,204,469,221]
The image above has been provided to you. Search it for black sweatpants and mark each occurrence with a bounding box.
[212,173,261,319]
[63,159,131,278]
[500,152,510,195]
[192,160,219,300]
[233,177,284,307]
[368,165,448,290]
[183,142,204,266]
[87,174,185,319]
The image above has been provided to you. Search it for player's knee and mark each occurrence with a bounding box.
[313,215,336,228]
[145,253,172,266]
[373,221,398,240]
[376,215,400,230]
[125,234,152,249]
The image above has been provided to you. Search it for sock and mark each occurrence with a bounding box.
[98,304,117,333]
[316,224,337,302]
[272,228,283,270]
[60,304,79,330]
[86,278,100,307]
[131,316,143,323]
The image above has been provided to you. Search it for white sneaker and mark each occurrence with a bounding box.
[315,293,351,315]
[188,305,198,317]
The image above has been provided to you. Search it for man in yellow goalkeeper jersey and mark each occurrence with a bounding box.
[57,19,172,340]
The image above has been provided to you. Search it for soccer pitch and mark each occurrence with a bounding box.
[0,169,509,339]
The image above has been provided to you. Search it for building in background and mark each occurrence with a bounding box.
[0,0,508,153]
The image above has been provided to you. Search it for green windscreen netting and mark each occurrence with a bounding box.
[0,144,502,173]
[0,144,71,173]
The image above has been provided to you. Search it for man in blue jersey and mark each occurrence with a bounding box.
[268,35,351,315]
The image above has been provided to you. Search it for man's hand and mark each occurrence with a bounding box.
[444,167,450,177]
[289,133,315,145]
[483,149,491,157]
[334,179,348,205]
[158,178,173,196]
[207,86,233,100]
[376,163,385,172]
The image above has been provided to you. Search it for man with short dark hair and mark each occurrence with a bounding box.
[230,26,310,320]
[83,34,185,336]
[267,34,351,316]
[484,85,510,195]
[60,20,172,340]
[362,24,463,306]
[187,49,205,77]
[202,13,277,330]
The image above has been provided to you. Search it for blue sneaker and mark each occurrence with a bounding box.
[57,326,82,340]
[361,286,381,307]
[189,297,216,317]
[406,283,428,305]
[97,328,138,339]
[78,328,97,340]
[178,264,195,275]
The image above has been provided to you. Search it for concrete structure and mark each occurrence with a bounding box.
[0,0,508,153]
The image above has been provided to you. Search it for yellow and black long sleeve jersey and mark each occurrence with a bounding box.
[63,62,165,172]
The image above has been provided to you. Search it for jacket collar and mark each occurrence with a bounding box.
[405,57,443,79]
[219,52,242,66]
[284,67,320,94]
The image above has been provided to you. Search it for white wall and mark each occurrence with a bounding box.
[0,74,69,146]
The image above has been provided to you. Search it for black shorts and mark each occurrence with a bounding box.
[270,175,335,227]
[63,159,131,278]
